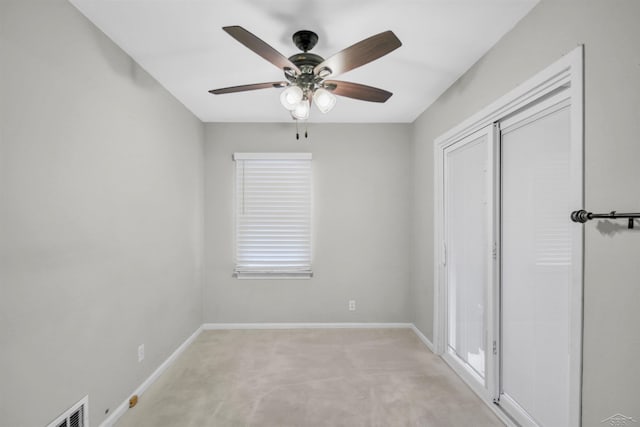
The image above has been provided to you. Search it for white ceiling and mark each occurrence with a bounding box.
[69,0,538,123]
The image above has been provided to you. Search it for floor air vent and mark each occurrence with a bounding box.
[47,396,88,427]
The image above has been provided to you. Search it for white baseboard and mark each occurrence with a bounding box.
[410,324,436,353]
[99,326,203,427]
[202,322,413,330]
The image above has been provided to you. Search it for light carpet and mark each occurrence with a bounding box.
[116,328,503,426]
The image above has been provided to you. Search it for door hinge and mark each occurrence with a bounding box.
[492,242,497,260]
[493,340,497,355]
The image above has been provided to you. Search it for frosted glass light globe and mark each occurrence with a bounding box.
[280,86,303,110]
[292,99,310,120]
[313,88,336,113]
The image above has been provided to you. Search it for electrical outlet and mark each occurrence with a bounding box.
[348,300,356,311]
[138,344,144,362]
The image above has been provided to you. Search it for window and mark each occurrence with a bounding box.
[233,153,312,279]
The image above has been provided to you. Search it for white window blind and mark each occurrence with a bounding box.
[233,153,312,279]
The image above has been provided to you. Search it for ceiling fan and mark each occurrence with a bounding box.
[209,26,402,120]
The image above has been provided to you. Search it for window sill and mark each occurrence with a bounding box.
[234,271,313,280]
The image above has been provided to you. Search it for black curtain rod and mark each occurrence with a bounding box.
[571,209,640,229]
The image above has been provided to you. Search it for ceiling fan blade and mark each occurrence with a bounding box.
[314,31,401,77]
[223,26,300,74]
[209,81,288,95]
[324,80,393,103]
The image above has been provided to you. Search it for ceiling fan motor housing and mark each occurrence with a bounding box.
[287,30,325,85]
[286,53,324,82]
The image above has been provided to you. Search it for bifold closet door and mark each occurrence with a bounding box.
[444,127,492,382]
[499,99,572,427]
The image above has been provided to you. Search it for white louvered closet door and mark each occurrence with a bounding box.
[442,123,496,398]
[233,153,312,278]
[499,97,572,427]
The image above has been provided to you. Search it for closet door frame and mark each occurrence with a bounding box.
[433,46,583,427]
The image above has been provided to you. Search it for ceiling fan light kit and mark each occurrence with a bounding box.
[210,26,402,124]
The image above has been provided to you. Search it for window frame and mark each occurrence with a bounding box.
[232,152,313,280]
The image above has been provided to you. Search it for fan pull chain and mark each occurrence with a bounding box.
[294,120,310,141]
[296,119,309,141]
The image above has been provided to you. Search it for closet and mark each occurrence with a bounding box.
[434,47,583,427]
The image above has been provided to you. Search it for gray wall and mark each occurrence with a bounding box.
[410,1,640,425]
[3,0,638,426]
[0,1,204,426]
[204,123,412,323]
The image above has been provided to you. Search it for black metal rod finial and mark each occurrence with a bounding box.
[570,209,591,223]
